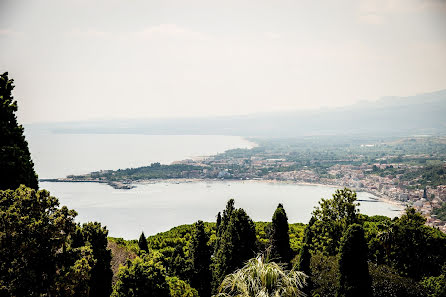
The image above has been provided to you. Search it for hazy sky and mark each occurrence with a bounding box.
[1,0,446,123]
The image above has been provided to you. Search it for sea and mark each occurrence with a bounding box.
[27,129,403,239]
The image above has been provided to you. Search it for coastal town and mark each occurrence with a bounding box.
[173,154,446,232]
[48,136,446,232]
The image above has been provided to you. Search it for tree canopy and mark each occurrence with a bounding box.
[0,72,38,190]
[337,224,372,297]
[270,203,292,264]
[0,186,106,296]
[310,188,359,255]
[189,220,212,297]
[212,199,257,292]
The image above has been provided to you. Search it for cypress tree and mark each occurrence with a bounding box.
[298,221,315,296]
[298,228,311,274]
[138,231,149,252]
[73,222,113,297]
[270,203,291,264]
[0,72,38,190]
[216,212,221,231]
[337,224,372,297]
[212,200,257,292]
[190,220,212,297]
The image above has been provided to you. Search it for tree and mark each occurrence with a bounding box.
[53,246,96,297]
[212,199,257,292]
[112,257,171,297]
[216,212,222,230]
[168,244,191,281]
[73,222,113,297]
[311,188,359,255]
[189,220,212,297]
[0,186,80,296]
[215,255,307,297]
[337,224,372,297]
[0,72,38,190]
[297,220,314,296]
[389,208,446,279]
[139,231,149,252]
[270,203,291,264]
[167,276,199,297]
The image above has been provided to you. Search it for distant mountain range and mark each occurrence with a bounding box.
[30,89,446,137]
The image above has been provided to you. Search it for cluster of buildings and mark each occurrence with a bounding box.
[178,154,446,232]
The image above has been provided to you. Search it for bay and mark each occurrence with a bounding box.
[40,180,403,239]
[25,131,254,179]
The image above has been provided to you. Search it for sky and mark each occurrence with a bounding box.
[1,0,446,124]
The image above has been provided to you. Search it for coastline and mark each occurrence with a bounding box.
[135,177,406,212]
[41,176,406,216]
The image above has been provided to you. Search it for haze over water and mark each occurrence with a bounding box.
[26,130,255,179]
[41,180,403,239]
[27,132,404,239]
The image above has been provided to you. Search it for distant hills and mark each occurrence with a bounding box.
[31,89,446,137]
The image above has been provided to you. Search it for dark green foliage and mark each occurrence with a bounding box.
[138,232,149,252]
[310,253,339,297]
[168,243,192,281]
[310,188,359,255]
[432,202,446,221]
[387,208,446,279]
[189,220,212,297]
[112,257,171,297]
[369,264,427,297]
[73,222,113,297]
[212,199,257,292]
[338,224,372,297]
[216,211,221,230]
[0,72,38,190]
[400,164,446,188]
[297,222,313,275]
[297,223,313,296]
[75,162,204,181]
[0,186,87,296]
[421,266,446,297]
[167,276,199,297]
[270,203,291,264]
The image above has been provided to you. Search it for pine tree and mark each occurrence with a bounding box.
[138,232,149,252]
[190,220,212,297]
[0,72,38,190]
[0,186,87,296]
[112,257,170,297]
[337,224,372,297]
[270,203,291,264]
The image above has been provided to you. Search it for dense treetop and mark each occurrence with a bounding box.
[0,72,38,190]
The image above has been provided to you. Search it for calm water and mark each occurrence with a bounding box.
[28,131,402,239]
[25,131,254,178]
[41,181,403,239]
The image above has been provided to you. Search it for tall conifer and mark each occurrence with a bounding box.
[138,232,149,252]
[337,224,372,297]
[270,203,291,264]
[0,72,38,190]
[212,200,257,292]
[190,220,212,297]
